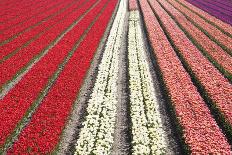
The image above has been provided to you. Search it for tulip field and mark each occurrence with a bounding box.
[0,0,231,154]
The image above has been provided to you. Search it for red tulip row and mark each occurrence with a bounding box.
[0,0,69,44]
[0,0,65,32]
[0,0,54,24]
[0,0,96,88]
[7,0,117,154]
[158,0,232,78]
[0,0,86,62]
[129,0,138,10]
[139,0,231,153]
[176,0,232,36]
[0,0,113,152]
[149,0,232,131]
[0,0,34,14]
[0,0,37,18]
[0,0,31,9]
[167,0,232,52]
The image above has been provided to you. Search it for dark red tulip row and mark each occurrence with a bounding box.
[0,0,54,24]
[129,0,138,10]
[176,0,232,36]
[0,0,96,88]
[167,0,232,52]
[0,0,87,61]
[158,0,232,77]
[149,0,232,131]
[7,0,117,154]
[139,0,231,153]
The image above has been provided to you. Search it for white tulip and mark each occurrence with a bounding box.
[128,10,168,154]
[75,0,127,154]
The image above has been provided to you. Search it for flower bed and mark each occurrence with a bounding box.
[0,0,97,89]
[75,0,125,154]
[7,0,118,153]
[139,0,231,153]
[0,0,109,150]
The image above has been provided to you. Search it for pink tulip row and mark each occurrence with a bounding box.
[167,0,232,52]
[139,0,231,153]
[149,0,232,131]
[158,0,232,78]
[129,0,138,10]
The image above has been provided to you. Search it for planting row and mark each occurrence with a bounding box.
[128,10,169,154]
[1,0,118,153]
[0,0,58,27]
[0,0,103,148]
[0,0,88,63]
[75,0,126,153]
[0,0,73,45]
[149,0,232,138]
[187,0,232,25]
[158,0,232,80]
[0,0,97,93]
[167,0,232,54]
[139,0,231,153]
[176,0,232,36]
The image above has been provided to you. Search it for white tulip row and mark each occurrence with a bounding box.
[75,0,127,154]
[128,10,168,154]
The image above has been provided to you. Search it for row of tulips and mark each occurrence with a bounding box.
[195,0,232,13]
[0,0,31,12]
[139,0,231,153]
[128,10,169,154]
[0,0,69,45]
[0,0,66,36]
[176,0,232,36]
[7,0,118,153]
[191,0,232,15]
[0,0,97,93]
[158,0,232,79]
[167,0,232,53]
[75,0,126,154]
[0,0,87,62]
[0,0,57,26]
[187,0,232,25]
[0,0,106,151]
[149,0,232,137]
[0,0,50,23]
[129,0,138,10]
[213,0,232,8]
